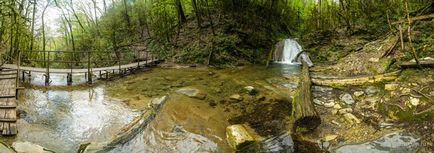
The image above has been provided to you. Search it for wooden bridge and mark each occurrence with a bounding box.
[1,49,160,86]
[0,69,20,136]
[0,49,161,136]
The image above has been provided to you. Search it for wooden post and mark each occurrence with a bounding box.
[145,51,148,66]
[16,51,21,99]
[118,51,122,76]
[45,50,50,86]
[87,50,92,84]
[399,25,404,51]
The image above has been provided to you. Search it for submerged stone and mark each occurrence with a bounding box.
[261,132,294,153]
[176,87,206,100]
[333,132,419,153]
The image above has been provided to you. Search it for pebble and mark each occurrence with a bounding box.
[409,97,420,106]
[324,101,335,108]
[338,108,353,115]
[313,99,324,105]
[401,88,411,94]
[353,91,364,97]
[331,120,341,127]
[343,113,361,124]
[333,104,342,109]
[229,94,243,101]
[369,57,379,62]
[365,86,378,96]
[340,93,355,105]
[324,134,338,141]
[385,83,399,91]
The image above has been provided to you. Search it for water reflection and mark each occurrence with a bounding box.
[15,87,139,152]
[108,94,231,153]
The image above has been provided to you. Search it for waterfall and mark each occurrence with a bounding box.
[273,38,313,66]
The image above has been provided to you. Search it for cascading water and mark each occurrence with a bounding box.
[273,38,313,66]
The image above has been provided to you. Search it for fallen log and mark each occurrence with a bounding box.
[311,71,400,87]
[391,13,434,25]
[292,61,320,132]
[399,61,434,68]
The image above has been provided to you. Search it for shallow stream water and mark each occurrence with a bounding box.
[0,65,425,153]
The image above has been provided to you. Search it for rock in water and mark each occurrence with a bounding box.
[12,141,51,153]
[261,132,294,153]
[343,113,361,124]
[244,86,257,95]
[176,87,206,100]
[340,93,355,105]
[150,96,169,109]
[226,124,256,150]
[409,97,420,106]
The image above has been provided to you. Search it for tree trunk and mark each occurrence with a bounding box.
[192,0,202,28]
[175,0,187,24]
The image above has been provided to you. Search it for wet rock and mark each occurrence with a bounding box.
[324,134,338,141]
[340,93,355,105]
[0,143,15,153]
[230,94,243,101]
[334,132,419,153]
[343,113,361,124]
[409,97,420,106]
[150,96,169,109]
[385,83,399,91]
[261,132,294,153]
[353,91,364,97]
[313,99,324,105]
[226,124,256,150]
[323,101,335,108]
[244,86,257,95]
[17,108,27,118]
[365,86,379,96]
[12,141,51,153]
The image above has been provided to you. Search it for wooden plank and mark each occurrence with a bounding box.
[9,123,17,135]
[2,122,9,135]
[0,122,3,132]
[4,109,16,120]
[0,95,15,99]
[0,77,17,80]
[0,118,16,122]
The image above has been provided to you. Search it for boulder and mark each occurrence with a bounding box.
[323,101,335,108]
[338,108,353,115]
[340,93,355,105]
[226,124,256,150]
[313,99,324,105]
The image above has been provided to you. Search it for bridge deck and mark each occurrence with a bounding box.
[1,59,158,74]
[0,69,17,136]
